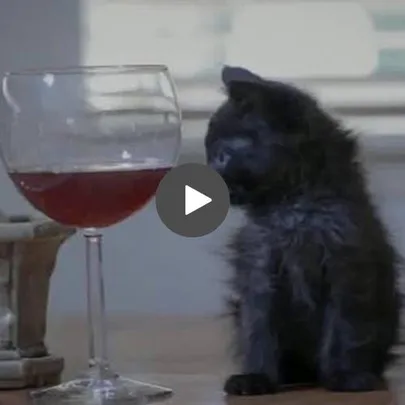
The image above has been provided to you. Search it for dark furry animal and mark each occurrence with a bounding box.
[204,66,401,395]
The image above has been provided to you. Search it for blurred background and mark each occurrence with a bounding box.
[1,0,405,319]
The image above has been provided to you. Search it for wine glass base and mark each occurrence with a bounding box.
[30,376,173,405]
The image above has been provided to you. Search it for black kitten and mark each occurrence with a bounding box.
[204,66,401,395]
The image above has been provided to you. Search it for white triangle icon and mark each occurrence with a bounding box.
[185,185,212,216]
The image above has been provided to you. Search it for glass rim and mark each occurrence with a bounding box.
[3,64,170,77]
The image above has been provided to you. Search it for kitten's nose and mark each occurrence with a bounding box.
[209,150,230,173]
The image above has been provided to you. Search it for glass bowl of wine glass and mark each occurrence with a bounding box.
[0,64,182,404]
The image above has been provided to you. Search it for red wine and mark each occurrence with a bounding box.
[9,166,170,228]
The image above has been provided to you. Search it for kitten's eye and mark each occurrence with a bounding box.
[230,137,252,151]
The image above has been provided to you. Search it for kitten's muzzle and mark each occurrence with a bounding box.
[208,150,231,175]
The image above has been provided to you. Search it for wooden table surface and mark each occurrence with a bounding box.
[0,315,398,404]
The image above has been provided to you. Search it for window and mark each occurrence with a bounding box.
[82,0,405,135]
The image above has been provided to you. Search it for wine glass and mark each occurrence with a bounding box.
[0,65,182,404]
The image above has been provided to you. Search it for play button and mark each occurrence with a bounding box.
[185,185,212,215]
[155,163,230,237]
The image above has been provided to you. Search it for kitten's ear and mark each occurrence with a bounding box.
[221,65,306,105]
[222,66,268,88]
[221,65,270,108]
[221,65,321,133]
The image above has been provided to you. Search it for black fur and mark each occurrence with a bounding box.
[204,66,401,395]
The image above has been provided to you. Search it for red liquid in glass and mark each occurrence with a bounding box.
[9,167,170,228]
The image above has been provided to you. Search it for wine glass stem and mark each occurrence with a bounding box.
[84,228,110,378]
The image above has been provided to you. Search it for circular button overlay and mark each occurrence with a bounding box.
[155,163,230,237]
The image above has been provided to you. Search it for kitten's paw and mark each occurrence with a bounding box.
[224,373,278,396]
[324,372,381,392]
